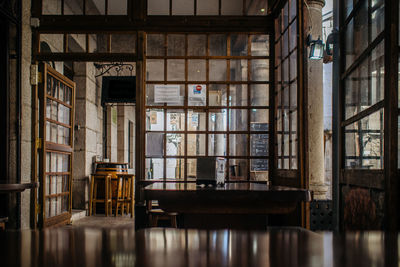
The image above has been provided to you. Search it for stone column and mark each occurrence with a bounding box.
[307,0,328,199]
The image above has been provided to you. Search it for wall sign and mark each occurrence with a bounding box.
[154,85,181,104]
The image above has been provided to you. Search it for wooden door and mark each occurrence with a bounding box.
[271,0,307,227]
[38,63,75,228]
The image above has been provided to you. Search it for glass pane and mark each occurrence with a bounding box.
[46,175,50,195]
[230,59,248,81]
[107,0,127,15]
[282,30,288,57]
[172,0,194,15]
[40,34,64,53]
[148,0,169,15]
[222,0,242,15]
[167,60,185,81]
[188,35,207,56]
[166,134,184,156]
[168,34,186,56]
[66,34,85,52]
[86,0,105,15]
[229,84,248,106]
[187,134,206,156]
[88,34,108,53]
[209,60,227,81]
[146,59,164,81]
[197,0,219,15]
[146,133,164,157]
[250,84,269,106]
[289,51,297,81]
[188,84,206,106]
[251,133,268,156]
[246,0,268,15]
[289,0,296,22]
[43,0,62,14]
[229,134,248,156]
[283,2,289,29]
[291,138,297,169]
[209,109,227,131]
[251,60,269,81]
[145,158,164,179]
[147,34,165,56]
[371,1,384,42]
[231,34,248,56]
[188,60,206,81]
[146,109,164,131]
[167,110,185,131]
[344,0,353,18]
[210,34,227,56]
[111,34,136,53]
[209,85,227,106]
[250,35,269,56]
[229,109,248,131]
[229,159,248,181]
[208,134,227,156]
[289,20,297,52]
[250,159,268,181]
[188,110,206,131]
[166,159,185,180]
[187,159,197,180]
[345,1,368,70]
[250,109,269,129]
[345,110,384,169]
[345,41,384,119]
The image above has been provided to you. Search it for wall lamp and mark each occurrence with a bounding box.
[306,34,324,60]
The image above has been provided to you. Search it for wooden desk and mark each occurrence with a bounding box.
[144,182,312,228]
[0,227,397,267]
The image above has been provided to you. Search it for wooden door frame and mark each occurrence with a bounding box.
[38,63,76,228]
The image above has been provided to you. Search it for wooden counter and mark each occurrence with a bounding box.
[0,227,397,267]
[143,182,311,228]
[144,182,312,214]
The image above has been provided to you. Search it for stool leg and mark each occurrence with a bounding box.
[105,177,109,216]
[93,181,97,215]
[171,216,177,228]
[130,176,134,218]
[121,178,127,215]
[115,177,120,217]
[108,177,113,215]
[89,175,94,216]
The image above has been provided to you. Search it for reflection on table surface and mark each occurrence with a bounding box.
[0,227,397,267]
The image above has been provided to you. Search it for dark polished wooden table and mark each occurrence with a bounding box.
[0,227,397,267]
[143,182,312,228]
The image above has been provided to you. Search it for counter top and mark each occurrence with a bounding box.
[0,227,396,267]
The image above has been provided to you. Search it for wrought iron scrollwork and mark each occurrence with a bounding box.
[94,62,135,78]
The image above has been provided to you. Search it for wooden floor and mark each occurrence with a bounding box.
[0,225,397,267]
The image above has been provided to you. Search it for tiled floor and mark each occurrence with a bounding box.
[63,215,135,229]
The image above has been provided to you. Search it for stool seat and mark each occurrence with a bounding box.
[147,201,177,228]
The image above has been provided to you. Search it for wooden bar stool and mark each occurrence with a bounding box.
[147,200,177,228]
[114,174,135,217]
[89,174,112,216]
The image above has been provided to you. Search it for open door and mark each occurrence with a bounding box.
[38,63,75,228]
[271,0,308,227]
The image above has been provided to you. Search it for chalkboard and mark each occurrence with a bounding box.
[251,130,268,171]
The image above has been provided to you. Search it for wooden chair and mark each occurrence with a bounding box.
[114,174,135,217]
[147,200,177,228]
[89,174,112,216]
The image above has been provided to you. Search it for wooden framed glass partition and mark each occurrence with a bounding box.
[39,63,75,227]
[338,0,399,230]
[144,33,271,182]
